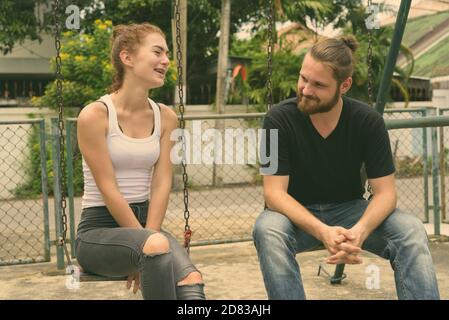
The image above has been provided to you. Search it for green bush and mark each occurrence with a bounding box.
[32,19,177,109]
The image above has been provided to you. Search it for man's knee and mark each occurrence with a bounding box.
[142,233,170,255]
[388,210,429,245]
[407,215,429,242]
[253,210,294,243]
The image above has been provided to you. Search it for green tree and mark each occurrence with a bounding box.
[77,0,268,104]
[0,0,94,54]
[32,19,177,109]
[231,34,303,111]
[0,0,47,54]
[1,0,270,105]
[230,0,413,107]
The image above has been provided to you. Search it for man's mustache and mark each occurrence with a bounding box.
[298,93,319,101]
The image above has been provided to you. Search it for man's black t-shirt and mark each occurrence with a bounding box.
[260,96,395,205]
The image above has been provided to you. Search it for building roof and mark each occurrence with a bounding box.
[0,58,52,75]
[412,36,449,77]
[401,10,449,48]
[378,0,449,25]
[0,33,55,76]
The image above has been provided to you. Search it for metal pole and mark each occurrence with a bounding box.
[65,120,76,258]
[375,0,412,115]
[422,109,429,222]
[39,119,51,261]
[51,118,65,269]
[431,126,441,236]
[438,109,447,222]
[386,116,449,129]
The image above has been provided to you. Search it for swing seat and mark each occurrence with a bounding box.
[79,271,128,282]
[77,265,128,282]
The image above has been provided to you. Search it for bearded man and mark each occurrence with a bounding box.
[253,36,440,300]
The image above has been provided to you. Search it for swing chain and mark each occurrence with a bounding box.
[367,0,374,107]
[174,0,192,252]
[53,0,72,267]
[266,0,275,111]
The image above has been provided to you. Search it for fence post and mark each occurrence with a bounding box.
[422,109,429,223]
[66,120,76,258]
[39,119,51,261]
[438,109,447,223]
[51,118,65,269]
[431,126,441,236]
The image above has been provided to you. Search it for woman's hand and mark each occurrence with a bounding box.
[126,272,141,294]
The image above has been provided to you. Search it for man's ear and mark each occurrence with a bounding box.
[340,77,353,95]
[119,50,133,68]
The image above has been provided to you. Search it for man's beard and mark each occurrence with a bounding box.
[297,87,340,115]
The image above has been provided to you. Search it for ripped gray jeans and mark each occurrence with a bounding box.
[75,200,205,300]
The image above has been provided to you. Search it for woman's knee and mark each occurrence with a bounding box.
[142,232,170,255]
[177,271,203,286]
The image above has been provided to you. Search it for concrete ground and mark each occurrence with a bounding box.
[1,239,448,300]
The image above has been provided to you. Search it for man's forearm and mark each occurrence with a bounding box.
[355,192,397,238]
[265,191,327,240]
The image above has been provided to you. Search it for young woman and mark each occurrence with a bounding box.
[75,23,205,300]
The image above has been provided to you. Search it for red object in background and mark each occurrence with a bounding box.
[232,64,247,81]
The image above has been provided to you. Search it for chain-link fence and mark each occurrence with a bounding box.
[0,119,50,266]
[383,108,434,222]
[66,115,265,247]
[166,115,265,244]
[64,109,439,249]
[3,109,447,266]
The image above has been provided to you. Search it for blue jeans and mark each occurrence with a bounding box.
[253,199,440,300]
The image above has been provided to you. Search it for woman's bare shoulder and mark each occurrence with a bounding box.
[156,103,178,136]
[77,101,109,135]
[78,101,108,125]
[158,103,178,123]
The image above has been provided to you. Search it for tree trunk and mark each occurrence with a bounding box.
[213,0,231,187]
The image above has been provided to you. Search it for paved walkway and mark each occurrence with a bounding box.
[1,239,448,300]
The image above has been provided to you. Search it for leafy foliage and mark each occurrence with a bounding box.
[32,19,177,109]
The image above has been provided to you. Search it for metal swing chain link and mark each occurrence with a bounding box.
[174,0,192,253]
[266,0,275,111]
[367,0,374,107]
[53,0,72,267]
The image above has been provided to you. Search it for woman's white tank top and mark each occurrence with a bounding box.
[81,94,161,209]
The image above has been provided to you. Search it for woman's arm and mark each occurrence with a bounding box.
[77,102,142,229]
[145,104,178,231]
